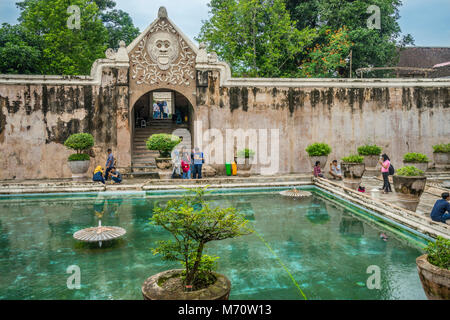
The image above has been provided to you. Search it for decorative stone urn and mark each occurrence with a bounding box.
[67,160,90,180]
[416,254,450,300]
[433,152,450,168]
[403,161,428,172]
[341,163,365,190]
[392,175,427,212]
[364,155,379,169]
[155,158,173,170]
[309,155,328,170]
[142,269,231,300]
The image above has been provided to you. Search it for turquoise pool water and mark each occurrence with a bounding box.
[0,187,427,300]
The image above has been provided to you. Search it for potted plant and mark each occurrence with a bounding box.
[403,152,430,172]
[142,187,252,300]
[432,143,450,168]
[341,155,365,190]
[416,236,449,300]
[64,133,94,180]
[357,144,382,169]
[236,148,255,171]
[305,143,331,170]
[392,166,427,212]
[146,134,181,170]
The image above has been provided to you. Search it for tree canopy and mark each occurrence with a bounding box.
[0,0,140,75]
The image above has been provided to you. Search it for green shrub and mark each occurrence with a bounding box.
[432,143,450,153]
[341,154,364,163]
[64,133,94,161]
[396,166,424,176]
[237,148,255,158]
[425,236,449,270]
[68,153,90,161]
[305,143,331,157]
[403,152,429,163]
[357,144,382,156]
[146,134,181,157]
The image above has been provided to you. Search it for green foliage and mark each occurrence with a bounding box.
[341,154,364,163]
[146,134,181,158]
[151,187,252,290]
[395,166,424,177]
[237,148,255,158]
[197,0,316,77]
[285,0,414,77]
[64,133,94,153]
[403,153,430,163]
[68,153,90,161]
[425,237,450,270]
[357,144,382,156]
[432,143,450,153]
[300,27,351,78]
[0,23,44,74]
[305,143,331,157]
[101,9,140,49]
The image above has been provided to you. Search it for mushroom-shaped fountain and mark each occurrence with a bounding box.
[73,206,126,247]
[280,188,312,199]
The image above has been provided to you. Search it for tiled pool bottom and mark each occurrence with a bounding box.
[0,187,428,300]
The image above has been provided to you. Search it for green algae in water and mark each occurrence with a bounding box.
[0,189,427,300]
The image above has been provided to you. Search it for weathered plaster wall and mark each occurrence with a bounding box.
[0,67,130,180]
[196,71,450,174]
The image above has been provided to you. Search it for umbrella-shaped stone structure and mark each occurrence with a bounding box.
[73,220,126,247]
[280,188,312,199]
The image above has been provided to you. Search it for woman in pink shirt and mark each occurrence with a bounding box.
[379,154,392,193]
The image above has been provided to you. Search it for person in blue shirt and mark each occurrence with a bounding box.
[104,149,115,181]
[192,147,204,179]
[430,192,450,224]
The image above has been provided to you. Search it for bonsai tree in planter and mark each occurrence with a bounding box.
[432,143,450,168]
[403,152,430,172]
[357,144,382,169]
[236,148,255,172]
[146,134,181,170]
[142,187,253,300]
[416,236,450,300]
[64,133,94,180]
[305,143,331,170]
[392,166,426,212]
[341,155,365,190]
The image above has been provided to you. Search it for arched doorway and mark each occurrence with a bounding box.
[130,89,194,171]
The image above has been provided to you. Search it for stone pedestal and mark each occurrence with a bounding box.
[416,254,450,300]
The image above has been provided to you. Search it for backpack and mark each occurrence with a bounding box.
[389,164,395,175]
[181,161,190,173]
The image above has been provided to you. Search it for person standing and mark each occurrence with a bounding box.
[181,147,191,179]
[163,101,169,119]
[104,148,115,181]
[158,101,164,119]
[379,154,392,194]
[153,101,160,119]
[193,147,204,179]
[430,192,450,224]
[171,149,181,178]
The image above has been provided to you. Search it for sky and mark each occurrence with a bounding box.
[0,0,449,47]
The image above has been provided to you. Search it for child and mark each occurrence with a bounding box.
[181,159,190,179]
[313,161,324,178]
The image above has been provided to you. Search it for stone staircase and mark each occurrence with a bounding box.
[130,120,190,178]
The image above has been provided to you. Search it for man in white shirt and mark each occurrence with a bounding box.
[329,160,343,180]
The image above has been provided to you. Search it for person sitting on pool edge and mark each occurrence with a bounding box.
[329,160,343,180]
[108,167,122,184]
[313,161,324,178]
[430,192,450,224]
[93,166,105,184]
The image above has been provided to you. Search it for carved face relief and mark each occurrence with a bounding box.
[147,31,179,70]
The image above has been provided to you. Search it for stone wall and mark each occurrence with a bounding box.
[195,70,450,174]
[0,66,130,180]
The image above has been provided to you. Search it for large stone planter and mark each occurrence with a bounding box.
[416,254,450,300]
[364,155,379,169]
[341,163,365,190]
[309,155,328,170]
[392,175,427,212]
[236,157,253,177]
[403,161,428,172]
[67,160,90,180]
[155,158,172,170]
[142,269,231,300]
[433,152,450,168]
